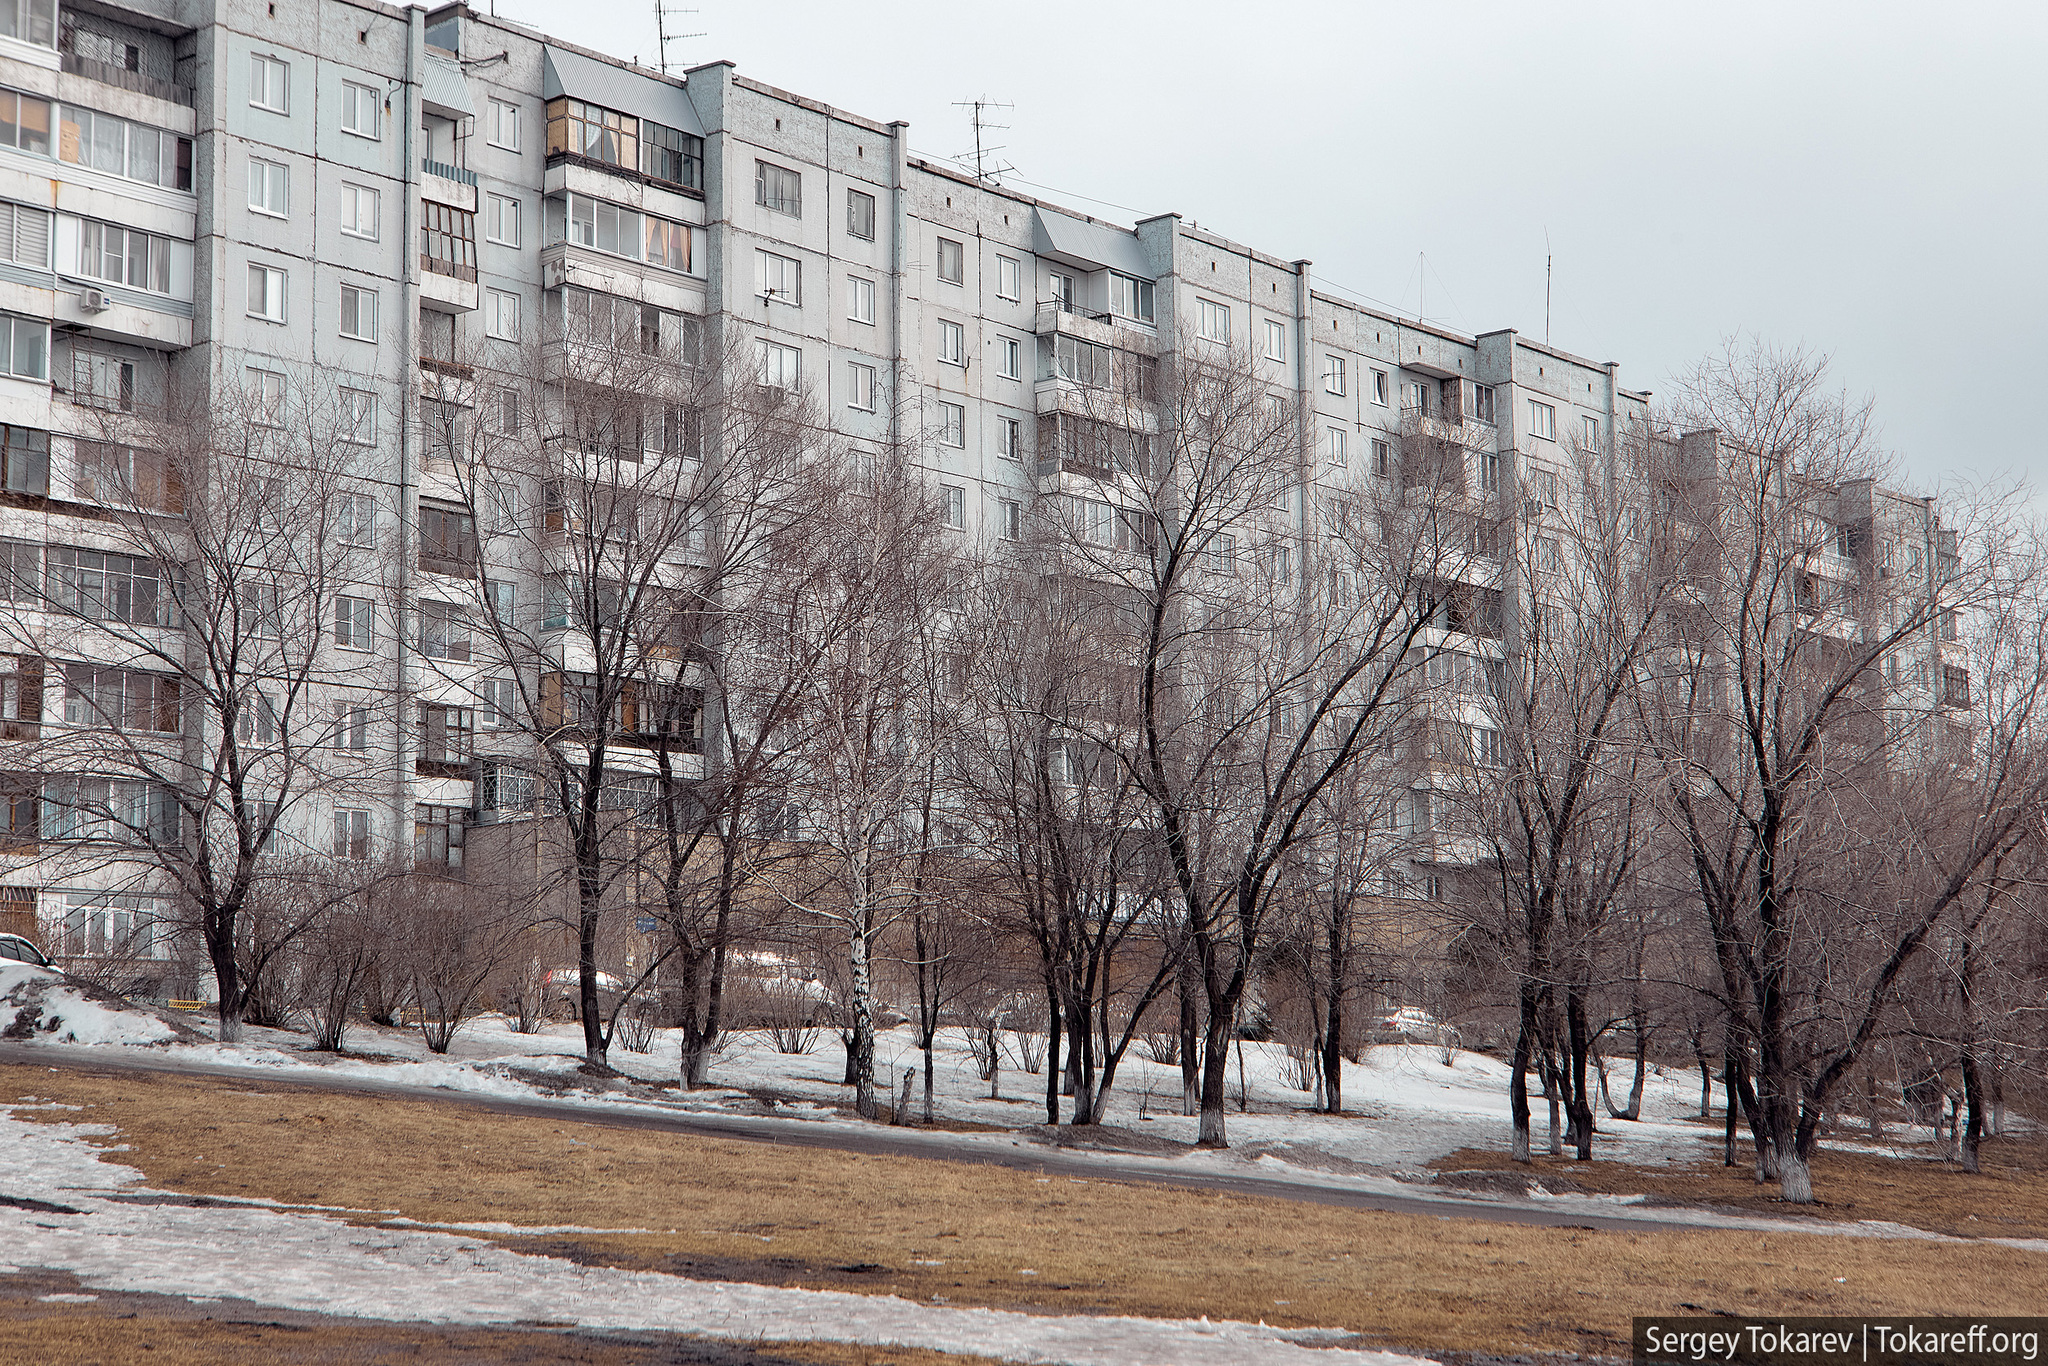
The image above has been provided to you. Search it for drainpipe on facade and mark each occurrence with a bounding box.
[887,121,907,457]
[394,9,422,853]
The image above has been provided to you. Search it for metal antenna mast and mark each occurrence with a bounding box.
[951,96,1014,182]
[654,2,704,74]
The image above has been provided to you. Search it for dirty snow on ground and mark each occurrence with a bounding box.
[0,1110,1432,1366]
[1,964,178,1046]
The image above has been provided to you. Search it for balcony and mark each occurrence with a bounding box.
[60,51,194,106]
[422,158,478,212]
[1034,299,1154,347]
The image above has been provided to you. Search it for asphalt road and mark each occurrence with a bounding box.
[0,1041,1804,1236]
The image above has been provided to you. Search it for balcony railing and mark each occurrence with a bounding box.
[421,254,478,283]
[59,51,194,106]
[421,157,478,187]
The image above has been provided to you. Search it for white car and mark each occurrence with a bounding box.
[0,933,56,975]
[1378,1007,1458,1046]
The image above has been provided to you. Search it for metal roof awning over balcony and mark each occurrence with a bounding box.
[1032,206,1154,280]
[422,51,474,118]
[543,45,707,138]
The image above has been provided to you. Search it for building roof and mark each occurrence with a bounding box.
[542,44,707,139]
[1032,206,1153,279]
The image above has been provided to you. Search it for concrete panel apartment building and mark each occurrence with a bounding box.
[0,0,1966,994]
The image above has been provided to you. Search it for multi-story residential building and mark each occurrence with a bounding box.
[0,0,1963,996]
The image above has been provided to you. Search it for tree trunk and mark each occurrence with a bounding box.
[1196,1003,1234,1147]
[1178,959,1201,1118]
[578,896,607,1066]
[847,929,878,1120]
[1723,1059,1739,1167]
[922,1034,937,1125]
[1565,989,1595,1159]
[1958,911,1984,1173]
[1320,989,1345,1116]
[1043,992,1061,1126]
[1864,1071,1884,1143]
[206,923,244,1044]
[1693,1034,1714,1120]
[1624,1024,1648,1120]
[1509,992,1535,1163]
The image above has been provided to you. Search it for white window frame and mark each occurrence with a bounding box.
[848,361,875,412]
[1198,297,1230,344]
[756,339,801,389]
[250,53,289,113]
[338,282,377,342]
[1326,427,1347,467]
[333,595,374,651]
[339,388,377,445]
[845,187,876,241]
[996,255,1020,301]
[847,274,875,325]
[247,263,286,322]
[756,249,801,304]
[485,192,520,246]
[938,401,966,448]
[935,236,964,285]
[1372,438,1392,477]
[484,287,520,340]
[246,367,285,426]
[1264,319,1286,361]
[941,484,966,529]
[1371,369,1389,406]
[999,498,1021,540]
[340,182,379,240]
[1582,413,1600,448]
[340,80,380,139]
[999,336,1022,380]
[937,319,964,366]
[997,416,1021,461]
[1529,399,1557,441]
[1323,354,1347,396]
[487,97,521,151]
[247,156,287,217]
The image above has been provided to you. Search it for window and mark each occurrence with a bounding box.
[54,104,192,190]
[755,160,801,215]
[1326,427,1348,466]
[0,200,50,268]
[1323,354,1347,395]
[756,340,800,389]
[0,314,46,379]
[1371,369,1389,405]
[246,264,285,321]
[936,236,963,285]
[846,187,875,240]
[247,156,287,216]
[419,601,472,662]
[848,361,875,412]
[331,701,368,751]
[418,704,474,767]
[232,581,279,638]
[1,424,46,493]
[757,249,801,302]
[937,319,964,365]
[246,368,284,425]
[484,288,520,339]
[941,484,965,529]
[485,192,520,246]
[1048,270,1075,308]
[998,416,1021,461]
[1202,532,1236,575]
[544,98,703,190]
[249,54,289,112]
[339,389,376,445]
[333,595,373,650]
[1264,319,1286,361]
[848,274,875,324]
[999,498,1021,539]
[62,665,180,733]
[1051,334,1112,386]
[1478,450,1501,493]
[1198,298,1230,343]
[1405,379,1431,412]
[477,678,517,729]
[938,401,965,448]
[1533,468,1559,508]
[644,215,693,273]
[1582,414,1600,448]
[334,490,375,545]
[341,183,378,239]
[334,808,370,860]
[997,255,1021,301]
[0,0,54,48]
[486,579,515,625]
[418,502,478,571]
[340,80,379,139]
[999,337,1022,380]
[233,688,277,745]
[415,804,466,872]
[45,547,173,626]
[1372,438,1392,478]
[1108,272,1154,323]
[338,283,377,341]
[76,440,178,512]
[1528,399,1556,441]
[487,97,520,151]
[420,202,477,281]
[1942,664,1972,710]
[1471,383,1496,424]
[77,221,172,294]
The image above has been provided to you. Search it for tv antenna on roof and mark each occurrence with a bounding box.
[952,96,1014,183]
[655,2,705,75]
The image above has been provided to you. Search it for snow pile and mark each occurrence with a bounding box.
[0,964,184,1046]
[0,1110,1435,1366]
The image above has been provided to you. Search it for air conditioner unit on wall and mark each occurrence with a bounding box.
[79,287,113,313]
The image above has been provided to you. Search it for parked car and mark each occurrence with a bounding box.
[0,933,55,975]
[1376,1007,1459,1047]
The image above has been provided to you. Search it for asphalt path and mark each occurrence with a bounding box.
[0,1042,1822,1237]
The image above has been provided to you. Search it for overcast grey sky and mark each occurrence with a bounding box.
[499,0,2046,493]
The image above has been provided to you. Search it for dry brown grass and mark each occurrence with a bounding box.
[8,1064,2048,1360]
[1434,1118,2048,1239]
